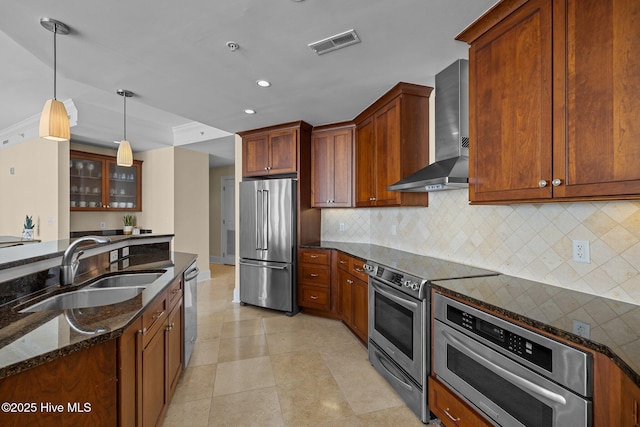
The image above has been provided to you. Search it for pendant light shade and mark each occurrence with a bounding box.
[116,89,134,167]
[39,18,71,141]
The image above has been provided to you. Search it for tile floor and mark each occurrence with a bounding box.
[162,264,429,426]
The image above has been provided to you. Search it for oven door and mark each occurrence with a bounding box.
[368,277,424,382]
[433,321,591,427]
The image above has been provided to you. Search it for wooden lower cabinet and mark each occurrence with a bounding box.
[336,252,368,343]
[429,377,492,427]
[166,300,183,399]
[143,321,167,427]
[298,248,333,314]
[0,340,117,427]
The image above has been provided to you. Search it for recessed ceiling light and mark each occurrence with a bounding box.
[256,80,271,88]
[244,109,256,115]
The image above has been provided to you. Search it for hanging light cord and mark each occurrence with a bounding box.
[123,92,127,140]
[53,23,57,100]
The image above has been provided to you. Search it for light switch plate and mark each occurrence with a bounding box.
[109,250,118,263]
[122,247,129,257]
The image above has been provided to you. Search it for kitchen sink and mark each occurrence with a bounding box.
[86,271,165,289]
[20,287,145,312]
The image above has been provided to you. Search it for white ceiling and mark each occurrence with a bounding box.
[0,0,497,168]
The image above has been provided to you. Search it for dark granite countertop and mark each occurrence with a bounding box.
[0,234,174,271]
[301,241,497,280]
[0,251,196,379]
[430,274,640,388]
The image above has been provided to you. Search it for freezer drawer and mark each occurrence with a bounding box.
[240,259,293,313]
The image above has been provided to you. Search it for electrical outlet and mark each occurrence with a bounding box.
[573,320,591,338]
[109,250,118,263]
[339,223,345,232]
[99,221,106,230]
[572,240,590,263]
[122,247,129,257]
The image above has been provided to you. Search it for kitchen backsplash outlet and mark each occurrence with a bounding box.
[321,189,640,306]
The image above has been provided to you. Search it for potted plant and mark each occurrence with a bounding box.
[22,215,35,240]
[123,214,134,235]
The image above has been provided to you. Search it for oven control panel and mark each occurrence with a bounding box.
[449,305,553,371]
[366,263,427,300]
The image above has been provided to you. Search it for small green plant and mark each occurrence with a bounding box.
[24,215,35,230]
[123,215,134,227]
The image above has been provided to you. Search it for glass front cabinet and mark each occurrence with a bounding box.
[70,150,142,211]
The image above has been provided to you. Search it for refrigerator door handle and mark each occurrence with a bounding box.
[262,189,269,251]
[239,261,288,270]
[256,189,263,250]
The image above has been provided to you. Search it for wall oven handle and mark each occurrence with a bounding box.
[441,329,568,406]
[375,350,413,392]
[239,261,288,270]
[371,280,418,310]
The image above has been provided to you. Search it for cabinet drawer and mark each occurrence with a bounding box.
[298,285,330,310]
[167,276,183,311]
[350,258,368,282]
[299,249,331,265]
[337,252,350,272]
[429,377,492,427]
[299,264,330,287]
[142,295,167,347]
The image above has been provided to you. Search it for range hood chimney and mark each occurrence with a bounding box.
[387,59,469,192]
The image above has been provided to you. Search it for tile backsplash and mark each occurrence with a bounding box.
[321,189,640,306]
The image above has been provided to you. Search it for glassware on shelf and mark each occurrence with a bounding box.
[87,163,95,177]
[75,162,84,176]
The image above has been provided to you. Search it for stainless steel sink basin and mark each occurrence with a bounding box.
[87,271,164,289]
[20,287,145,312]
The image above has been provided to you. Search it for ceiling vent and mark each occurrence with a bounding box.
[308,29,360,55]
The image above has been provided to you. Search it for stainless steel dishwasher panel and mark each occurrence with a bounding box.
[183,261,199,367]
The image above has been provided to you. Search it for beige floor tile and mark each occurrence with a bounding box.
[356,405,427,426]
[218,334,269,362]
[223,304,281,322]
[334,367,405,415]
[311,325,364,353]
[262,314,307,334]
[313,416,363,427]
[189,339,220,367]
[172,364,217,403]
[209,387,285,427]
[300,314,344,331]
[199,299,235,316]
[277,374,354,426]
[198,313,225,342]
[220,317,265,339]
[213,356,275,396]
[266,329,318,355]
[271,350,333,385]
[321,346,371,380]
[163,398,211,427]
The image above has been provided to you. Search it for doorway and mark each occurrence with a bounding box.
[220,175,235,265]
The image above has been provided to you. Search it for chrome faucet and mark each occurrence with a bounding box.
[60,236,111,285]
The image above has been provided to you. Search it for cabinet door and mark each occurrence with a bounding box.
[337,269,353,325]
[468,0,553,203]
[107,160,142,211]
[118,318,142,427]
[242,133,270,176]
[429,377,493,427]
[552,0,640,198]
[269,129,297,174]
[311,132,334,207]
[372,98,402,206]
[166,301,183,400]
[143,327,167,427]
[355,117,377,206]
[332,129,354,207]
[70,153,107,210]
[351,277,368,343]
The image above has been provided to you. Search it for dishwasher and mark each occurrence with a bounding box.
[183,261,199,367]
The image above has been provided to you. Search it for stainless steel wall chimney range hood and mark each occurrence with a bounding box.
[387,59,469,192]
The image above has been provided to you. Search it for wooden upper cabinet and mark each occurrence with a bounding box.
[311,123,354,208]
[240,121,311,177]
[354,82,431,207]
[459,0,640,203]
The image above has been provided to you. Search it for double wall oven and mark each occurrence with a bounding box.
[433,293,592,426]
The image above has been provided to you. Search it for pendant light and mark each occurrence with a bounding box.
[116,89,134,167]
[39,18,71,141]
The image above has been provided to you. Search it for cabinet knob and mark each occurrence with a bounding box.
[552,178,562,187]
[538,180,548,188]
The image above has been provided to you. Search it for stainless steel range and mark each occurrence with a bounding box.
[365,255,497,424]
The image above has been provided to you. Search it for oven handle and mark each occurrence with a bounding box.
[374,349,414,392]
[441,329,568,406]
[370,280,418,311]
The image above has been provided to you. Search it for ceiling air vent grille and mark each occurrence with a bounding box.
[308,29,360,55]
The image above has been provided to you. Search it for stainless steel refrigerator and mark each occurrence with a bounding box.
[239,178,299,316]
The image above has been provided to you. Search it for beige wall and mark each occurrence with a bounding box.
[209,165,235,257]
[136,146,175,235]
[0,137,69,241]
[174,147,209,274]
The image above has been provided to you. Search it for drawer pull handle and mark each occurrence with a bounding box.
[339,260,347,264]
[310,295,318,300]
[354,267,363,272]
[146,310,165,333]
[310,273,319,277]
[444,408,460,422]
[347,279,354,284]
[310,255,318,258]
